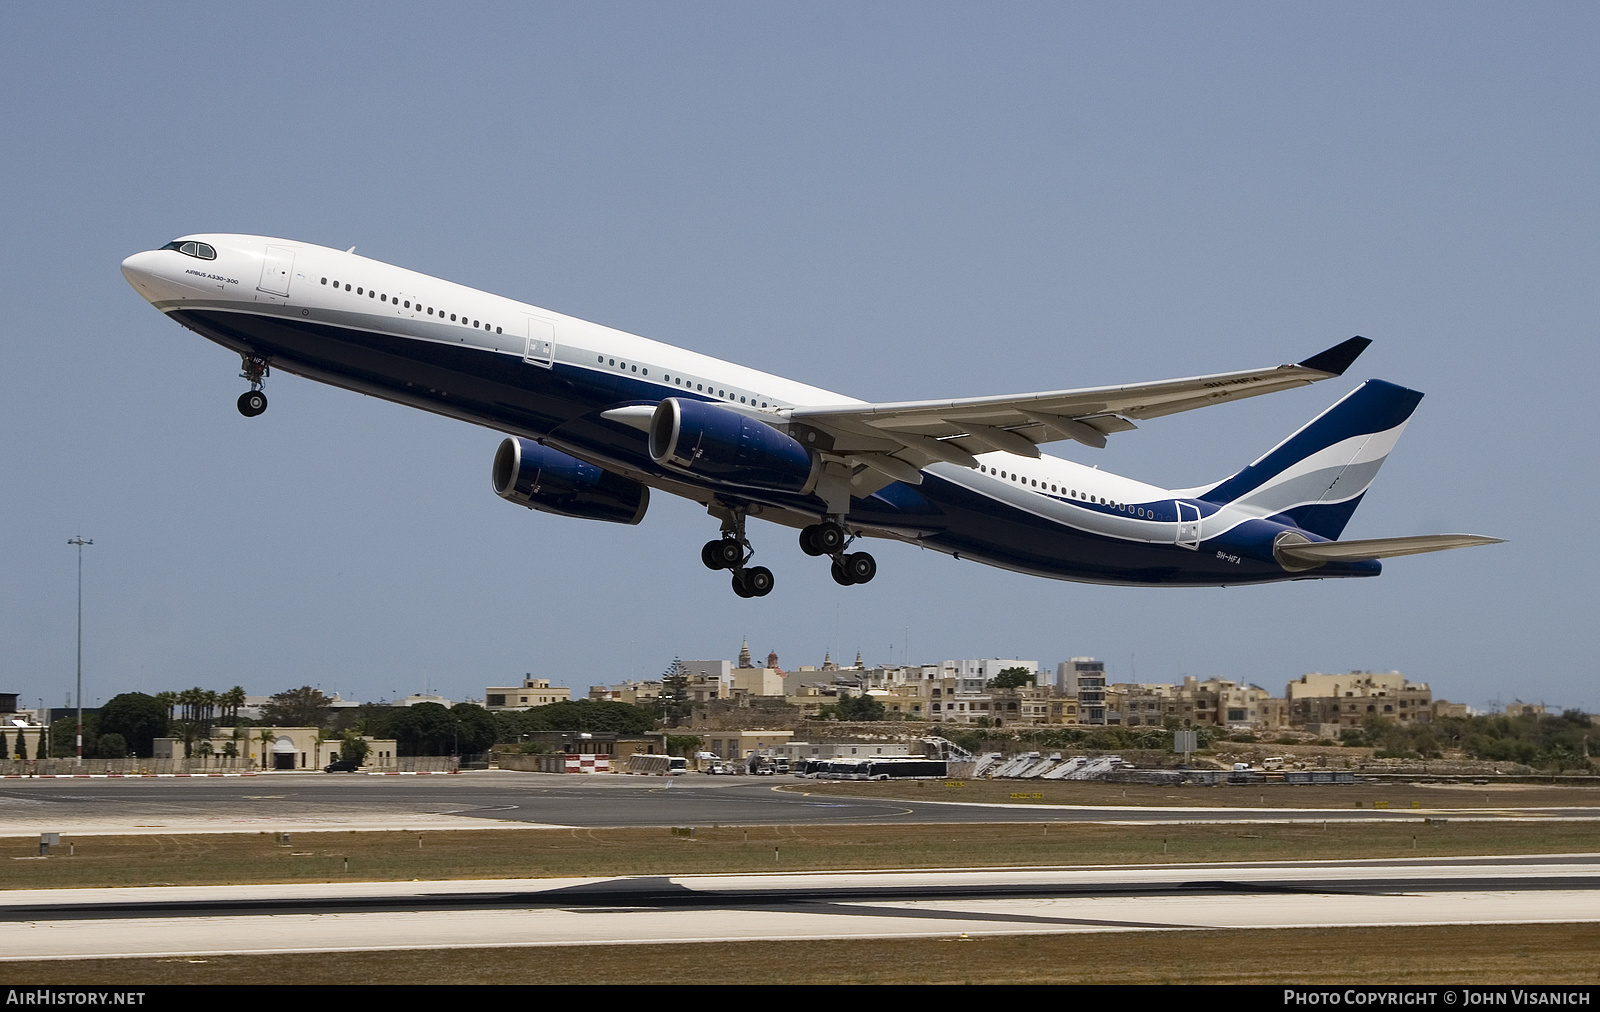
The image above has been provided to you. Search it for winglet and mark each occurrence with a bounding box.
[1297,336,1371,376]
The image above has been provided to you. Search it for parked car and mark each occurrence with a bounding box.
[323,759,362,773]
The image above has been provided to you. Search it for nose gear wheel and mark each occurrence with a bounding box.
[237,355,270,417]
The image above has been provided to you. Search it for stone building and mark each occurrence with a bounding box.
[1285,671,1432,733]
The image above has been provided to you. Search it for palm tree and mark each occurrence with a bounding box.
[221,686,247,726]
[199,689,220,736]
[257,727,276,770]
[175,720,202,760]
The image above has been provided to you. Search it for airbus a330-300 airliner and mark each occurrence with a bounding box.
[121,235,1499,597]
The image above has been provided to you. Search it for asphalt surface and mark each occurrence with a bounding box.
[4,856,1598,958]
[3,771,1597,835]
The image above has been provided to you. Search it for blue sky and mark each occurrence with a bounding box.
[1,4,1594,711]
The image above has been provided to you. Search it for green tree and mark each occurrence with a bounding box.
[50,714,97,758]
[261,686,334,728]
[450,703,498,754]
[170,720,204,758]
[497,699,655,739]
[257,727,277,769]
[987,667,1035,690]
[13,731,25,761]
[389,703,459,756]
[818,693,886,721]
[218,686,247,726]
[656,658,692,725]
[95,733,128,759]
[337,731,370,766]
[98,693,170,758]
[665,734,702,756]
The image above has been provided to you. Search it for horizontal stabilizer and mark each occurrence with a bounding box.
[1275,532,1503,571]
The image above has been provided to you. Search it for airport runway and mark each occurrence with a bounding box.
[3,856,1597,960]
[3,772,1596,836]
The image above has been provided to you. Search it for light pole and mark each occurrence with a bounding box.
[67,537,92,767]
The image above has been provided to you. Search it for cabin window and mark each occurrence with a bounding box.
[321,278,327,285]
[357,287,363,295]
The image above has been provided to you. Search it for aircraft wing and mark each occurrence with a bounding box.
[788,337,1372,474]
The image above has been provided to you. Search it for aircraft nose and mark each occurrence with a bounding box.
[121,248,212,304]
[120,250,163,299]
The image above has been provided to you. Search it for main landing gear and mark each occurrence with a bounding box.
[700,510,877,597]
[800,519,877,587]
[237,355,270,417]
[700,509,774,598]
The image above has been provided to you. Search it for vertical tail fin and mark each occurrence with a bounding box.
[1199,379,1423,539]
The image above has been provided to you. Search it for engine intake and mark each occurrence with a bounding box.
[492,438,649,525]
[648,397,819,493]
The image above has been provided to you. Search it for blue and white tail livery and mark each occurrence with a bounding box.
[1199,379,1422,540]
[121,234,1501,596]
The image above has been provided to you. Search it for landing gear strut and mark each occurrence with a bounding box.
[801,519,876,586]
[237,355,269,417]
[701,507,773,598]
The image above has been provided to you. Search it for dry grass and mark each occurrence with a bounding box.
[784,778,1600,809]
[6,820,1599,890]
[5,924,1598,984]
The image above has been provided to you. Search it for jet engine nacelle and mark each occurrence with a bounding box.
[648,397,820,493]
[492,438,649,525]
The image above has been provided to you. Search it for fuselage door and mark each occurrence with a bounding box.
[524,315,555,368]
[257,245,295,297]
[1176,501,1202,549]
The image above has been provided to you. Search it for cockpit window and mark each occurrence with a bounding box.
[159,240,217,260]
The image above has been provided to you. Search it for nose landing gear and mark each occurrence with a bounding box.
[802,519,876,587]
[237,355,270,417]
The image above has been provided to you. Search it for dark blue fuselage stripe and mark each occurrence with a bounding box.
[172,307,1373,585]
